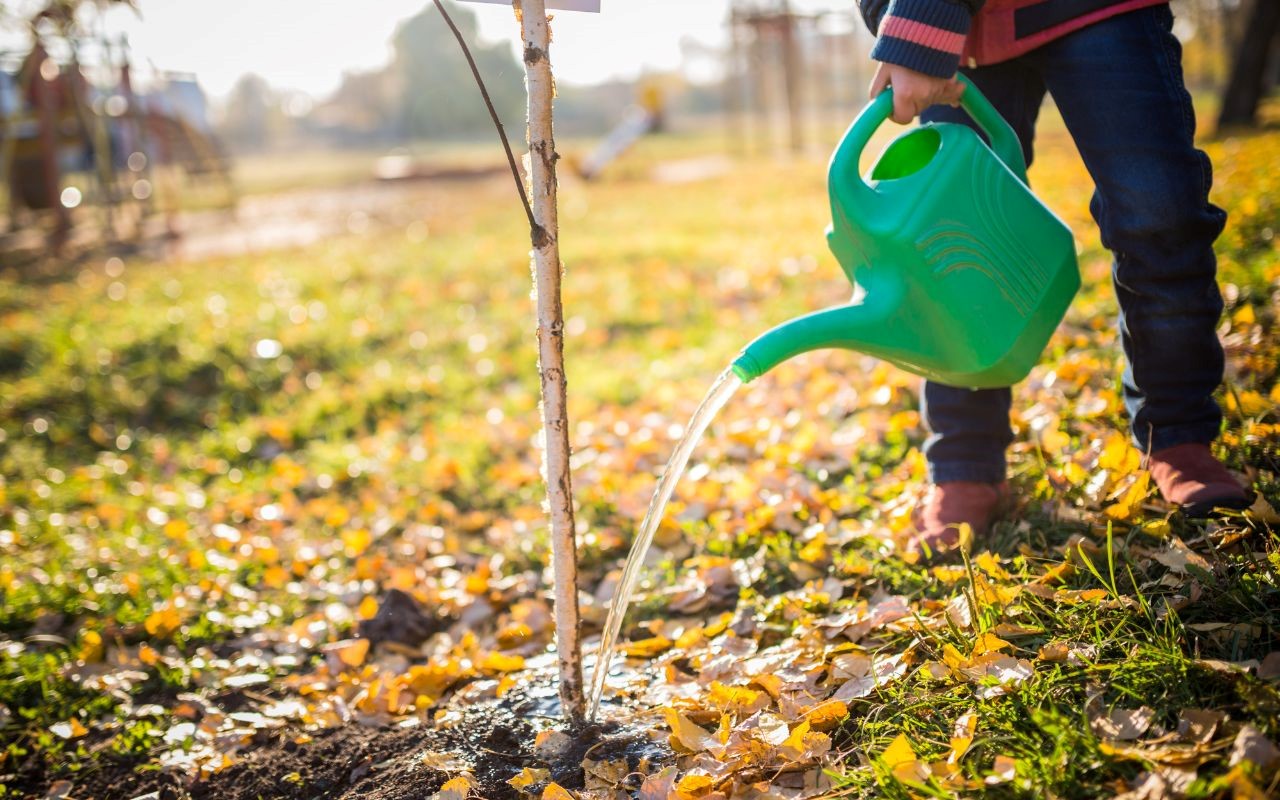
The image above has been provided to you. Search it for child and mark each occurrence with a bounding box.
[853,0,1252,552]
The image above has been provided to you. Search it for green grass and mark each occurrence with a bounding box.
[1,117,1278,798]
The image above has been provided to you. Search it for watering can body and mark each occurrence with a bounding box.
[732,76,1080,389]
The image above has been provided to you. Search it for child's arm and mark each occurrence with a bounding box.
[857,0,982,122]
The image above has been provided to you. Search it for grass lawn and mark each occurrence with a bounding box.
[0,114,1277,799]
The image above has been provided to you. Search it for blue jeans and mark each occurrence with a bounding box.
[918,5,1227,484]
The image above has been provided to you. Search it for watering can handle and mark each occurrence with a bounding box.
[830,74,1029,194]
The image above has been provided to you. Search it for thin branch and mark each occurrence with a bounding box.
[432,0,537,237]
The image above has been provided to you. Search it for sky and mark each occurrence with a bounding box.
[1,0,844,100]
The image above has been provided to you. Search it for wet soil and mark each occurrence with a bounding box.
[7,680,670,800]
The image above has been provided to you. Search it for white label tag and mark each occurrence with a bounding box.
[459,0,601,11]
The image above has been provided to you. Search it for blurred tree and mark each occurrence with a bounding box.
[221,73,285,152]
[28,0,137,30]
[322,68,401,141]
[391,3,524,140]
[1217,0,1279,128]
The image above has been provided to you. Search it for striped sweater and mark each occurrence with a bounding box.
[859,0,1170,77]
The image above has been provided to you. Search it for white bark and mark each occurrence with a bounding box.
[520,0,585,727]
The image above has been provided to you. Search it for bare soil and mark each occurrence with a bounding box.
[9,681,669,800]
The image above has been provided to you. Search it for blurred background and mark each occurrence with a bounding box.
[1,0,1276,263]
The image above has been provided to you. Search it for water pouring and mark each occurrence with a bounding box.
[731,75,1080,389]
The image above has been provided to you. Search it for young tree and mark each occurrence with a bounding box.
[432,0,585,727]
[520,0,586,728]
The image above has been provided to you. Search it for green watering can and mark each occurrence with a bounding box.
[731,75,1079,389]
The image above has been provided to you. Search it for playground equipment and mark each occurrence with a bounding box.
[1,8,234,252]
[732,77,1080,388]
[574,80,666,181]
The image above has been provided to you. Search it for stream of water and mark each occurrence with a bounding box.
[586,367,742,720]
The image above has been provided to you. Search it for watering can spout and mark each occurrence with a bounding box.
[731,74,1080,388]
[731,295,911,384]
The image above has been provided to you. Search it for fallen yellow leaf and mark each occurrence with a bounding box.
[663,707,715,753]
[673,773,714,800]
[144,605,182,638]
[541,781,575,800]
[882,733,916,768]
[804,699,848,731]
[620,636,673,658]
[949,711,978,764]
[439,775,473,800]
[480,652,525,673]
[971,632,1013,658]
[508,767,551,792]
[341,527,372,556]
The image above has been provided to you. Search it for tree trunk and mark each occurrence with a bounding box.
[1217,0,1280,129]
[519,0,585,728]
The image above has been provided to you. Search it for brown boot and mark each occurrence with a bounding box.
[1146,443,1250,518]
[908,481,1008,556]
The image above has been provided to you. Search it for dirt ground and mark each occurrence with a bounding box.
[9,679,670,800]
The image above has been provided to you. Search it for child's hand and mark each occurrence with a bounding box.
[869,63,965,124]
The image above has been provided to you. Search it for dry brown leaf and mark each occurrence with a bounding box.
[1176,709,1226,744]
[533,729,573,760]
[42,780,73,800]
[985,755,1017,785]
[959,654,1034,699]
[1037,641,1097,665]
[1099,740,1215,768]
[1091,706,1156,741]
[991,623,1044,637]
[583,758,629,790]
[1229,724,1280,771]
[830,653,908,701]
[1193,658,1260,675]
[945,593,974,628]
[1113,768,1195,800]
[637,766,677,800]
[818,596,910,641]
[1256,652,1280,682]
[1244,494,1280,525]
[1152,539,1212,574]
